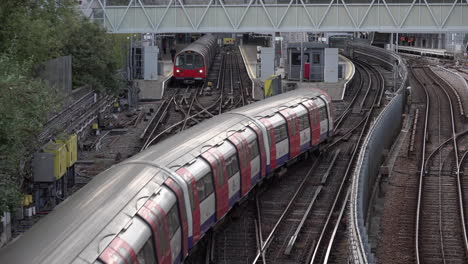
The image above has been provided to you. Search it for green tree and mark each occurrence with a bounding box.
[0,0,127,211]
[0,54,59,212]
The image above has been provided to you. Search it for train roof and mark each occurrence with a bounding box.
[0,164,164,264]
[177,34,217,56]
[0,87,328,264]
[129,88,328,167]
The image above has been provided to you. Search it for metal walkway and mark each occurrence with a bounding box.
[81,0,468,33]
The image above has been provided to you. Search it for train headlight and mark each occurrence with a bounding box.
[176,69,181,73]
[199,69,203,73]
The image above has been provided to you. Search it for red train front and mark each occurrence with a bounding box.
[173,34,218,84]
[174,51,206,81]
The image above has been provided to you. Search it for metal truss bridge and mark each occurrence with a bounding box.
[81,0,468,33]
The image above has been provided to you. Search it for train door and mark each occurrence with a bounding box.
[176,167,200,248]
[176,158,215,242]
[302,100,321,146]
[291,104,311,153]
[280,108,300,158]
[164,178,188,259]
[248,123,266,180]
[267,114,289,167]
[201,149,229,220]
[228,132,251,197]
[318,103,329,141]
[214,141,242,207]
[133,188,175,264]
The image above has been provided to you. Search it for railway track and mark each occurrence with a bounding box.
[141,46,252,150]
[39,92,115,143]
[207,58,385,264]
[412,65,468,264]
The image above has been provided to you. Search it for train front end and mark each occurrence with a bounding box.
[173,50,206,83]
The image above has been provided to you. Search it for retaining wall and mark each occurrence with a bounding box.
[347,43,408,264]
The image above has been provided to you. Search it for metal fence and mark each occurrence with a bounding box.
[37,55,72,97]
[347,43,408,264]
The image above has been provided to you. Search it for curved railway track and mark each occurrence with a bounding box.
[141,46,252,151]
[207,58,386,264]
[412,65,468,264]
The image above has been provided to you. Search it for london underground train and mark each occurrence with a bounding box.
[0,88,334,264]
[173,34,218,83]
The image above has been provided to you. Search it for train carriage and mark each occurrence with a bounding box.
[173,34,218,83]
[0,88,334,264]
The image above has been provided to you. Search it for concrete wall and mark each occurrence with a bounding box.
[347,42,408,264]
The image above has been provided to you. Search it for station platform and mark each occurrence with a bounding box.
[239,43,355,101]
[137,44,184,101]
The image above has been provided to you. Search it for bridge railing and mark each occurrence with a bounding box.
[346,41,408,264]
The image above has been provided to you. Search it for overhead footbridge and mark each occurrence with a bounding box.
[82,0,468,33]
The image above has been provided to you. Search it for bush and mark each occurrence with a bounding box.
[0,0,127,211]
[0,54,59,212]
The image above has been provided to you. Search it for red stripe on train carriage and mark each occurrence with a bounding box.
[164,178,188,256]
[137,206,165,264]
[176,168,201,245]
[145,200,172,264]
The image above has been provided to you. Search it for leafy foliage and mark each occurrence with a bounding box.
[0,0,127,212]
[0,54,59,212]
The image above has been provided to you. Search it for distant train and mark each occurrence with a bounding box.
[0,88,334,264]
[173,34,218,83]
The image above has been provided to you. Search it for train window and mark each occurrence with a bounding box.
[167,205,180,239]
[274,124,288,143]
[319,107,327,121]
[186,54,194,65]
[137,239,157,264]
[194,55,203,68]
[290,117,296,135]
[249,140,259,160]
[226,154,239,178]
[196,172,214,202]
[175,56,184,67]
[179,170,196,211]
[299,114,310,131]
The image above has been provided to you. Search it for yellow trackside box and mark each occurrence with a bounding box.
[56,134,77,167]
[43,142,67,179]
[223,38,235,45]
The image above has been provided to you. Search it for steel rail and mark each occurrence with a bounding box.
[357,60,374,112]
[141,96,175,151]
[412,65,467,264]
[323,188,351,264]
[250,157,321,264]
[309,60,382,264]
[140,99,167,140]
[412,65,431,264]
[424,66,468,258]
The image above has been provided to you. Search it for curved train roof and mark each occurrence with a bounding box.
[177,34,217,56]
[0,87,328,264]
